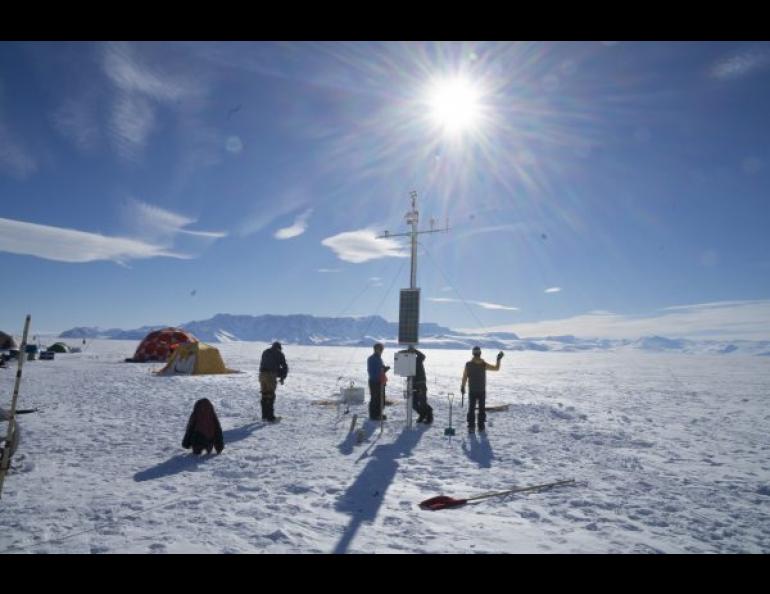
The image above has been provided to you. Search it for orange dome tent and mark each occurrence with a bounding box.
[128,328,198,362]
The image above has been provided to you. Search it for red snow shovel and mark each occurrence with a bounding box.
[419,478,576,511]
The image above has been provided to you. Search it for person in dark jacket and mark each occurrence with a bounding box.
[182,398,224,455]
[366,343,390,421]
[460,346,503,433]
[259,341,288,422]
[406,346,433,424]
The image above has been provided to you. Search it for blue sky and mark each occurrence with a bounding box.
[1,41,769,339]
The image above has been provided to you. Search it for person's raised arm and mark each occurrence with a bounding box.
[486,351,504,371]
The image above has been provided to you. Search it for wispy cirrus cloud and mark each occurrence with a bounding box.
[274,209,313,240]
[124,199,226,241]
[109,94,155,162]
[50,95,101,152]
[456,223,525,240]
[661,300,762,314]
[483,300,770,341]
[238,187,312,237]
[321,229,408,263]
[318,268,341,273]
[545,287,562,293]
[0,198,225,265]
[101,42,204,162]
[711,48,770,80]
[0,216,190,264]
[0,120,36,179]
[429,297,519,311]
[103,43,198,102]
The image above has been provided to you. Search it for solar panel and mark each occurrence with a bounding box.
[398,288,420,344]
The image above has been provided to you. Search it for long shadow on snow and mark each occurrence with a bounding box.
[222,421,266,445]
[332,424,425,554]
[337,420,378,456]
[133,421,265,482]
[462,432,495,469]
[133,453,212,482]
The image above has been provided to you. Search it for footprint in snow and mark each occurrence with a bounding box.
[265,529,292,543]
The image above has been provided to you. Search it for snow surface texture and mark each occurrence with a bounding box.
[1,340,769,553]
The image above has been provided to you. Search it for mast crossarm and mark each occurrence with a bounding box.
[376,227,448,239]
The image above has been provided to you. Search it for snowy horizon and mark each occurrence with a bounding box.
[6,297,770,345]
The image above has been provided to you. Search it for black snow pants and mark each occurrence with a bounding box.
[412,382,433,422]
[368,380,385,420]
[467,391,486,429]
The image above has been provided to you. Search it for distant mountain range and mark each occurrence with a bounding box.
[59,314,454,345]
[58,314,770,355]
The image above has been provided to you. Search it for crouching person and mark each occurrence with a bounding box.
[182,398,224,455]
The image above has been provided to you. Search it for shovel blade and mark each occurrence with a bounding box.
[419,495,467,510]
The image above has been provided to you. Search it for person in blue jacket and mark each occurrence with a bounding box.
[367,343,390,421]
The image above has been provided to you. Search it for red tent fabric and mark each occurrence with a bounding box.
[130,328,197,362]
[0,331,16,350]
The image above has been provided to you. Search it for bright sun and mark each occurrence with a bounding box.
[426,76,482,135]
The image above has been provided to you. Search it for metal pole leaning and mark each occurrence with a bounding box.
[444,393,456,436]
[380,382,385,434]
[0,314,31,498]
[406,376,413,429]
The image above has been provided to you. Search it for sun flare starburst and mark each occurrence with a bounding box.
[426,76,483,135]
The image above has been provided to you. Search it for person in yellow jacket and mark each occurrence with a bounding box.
[460,346,503,433]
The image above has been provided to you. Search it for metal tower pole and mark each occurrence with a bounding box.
[409,191,418,291]
[406,192,418,427]
[377,191,449,431]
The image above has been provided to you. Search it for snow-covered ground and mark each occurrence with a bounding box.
[1,339,769,553]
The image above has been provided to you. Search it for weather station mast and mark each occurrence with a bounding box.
[378,191,449,428]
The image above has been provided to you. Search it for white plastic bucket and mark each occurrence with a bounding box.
[341,386,365,404]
